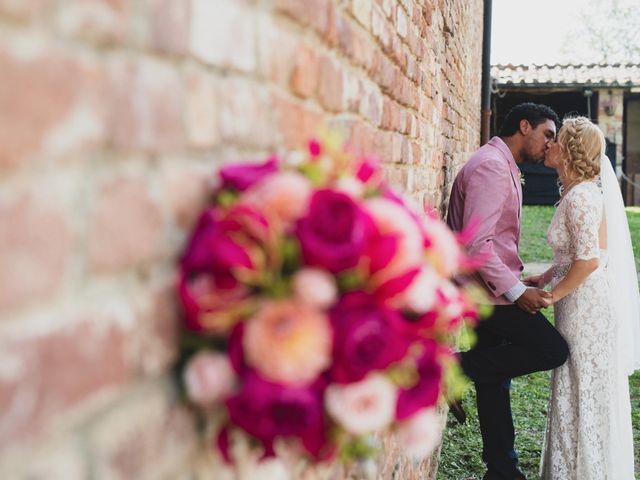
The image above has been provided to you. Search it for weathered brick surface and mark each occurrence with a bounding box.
[0,0,483,476]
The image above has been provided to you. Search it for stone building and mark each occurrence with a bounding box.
[0,0,484,478]
[492,63,640,205]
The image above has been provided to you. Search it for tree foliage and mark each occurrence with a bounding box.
[561,0,640,64]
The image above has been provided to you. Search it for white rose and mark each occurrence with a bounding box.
[325,374,397,434]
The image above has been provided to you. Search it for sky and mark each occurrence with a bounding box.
[490,0,635,66]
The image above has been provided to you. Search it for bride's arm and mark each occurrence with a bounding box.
[549,185,602,303]
[549,258,599,302]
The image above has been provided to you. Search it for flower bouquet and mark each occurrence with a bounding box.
[177,135,479,469]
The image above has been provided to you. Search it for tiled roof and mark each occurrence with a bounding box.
[491,63,640,88]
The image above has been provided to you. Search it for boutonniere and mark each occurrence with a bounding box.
[518,171,525,186]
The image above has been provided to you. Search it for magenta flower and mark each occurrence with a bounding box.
[225,372,328,459]
[178,206,270,332]
[396,340,442,420]
[219,156,278,191]
[308,139,322,157]
[329,292,410,383]
[356,157,381,184]
[296,190,373,273]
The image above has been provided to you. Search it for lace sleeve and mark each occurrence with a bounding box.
[565,185,602,261]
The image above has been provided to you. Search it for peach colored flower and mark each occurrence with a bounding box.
[438,280,465,318]
[243,300,332,385]
[402,267,439,313]
[335,175,365,198]
[244,171,312,227]
[292,268,338,310]
[363,198,424,282]
[395,407,443,460]
[325,373,397,435]
[423,216,461,277]
[183,351,235,407]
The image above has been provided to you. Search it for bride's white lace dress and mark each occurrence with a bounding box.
[540,182,635,479]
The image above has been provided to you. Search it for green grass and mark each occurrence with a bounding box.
[518,206,555,264]
[438,206,640,479]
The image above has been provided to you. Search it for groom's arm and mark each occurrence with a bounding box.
[462,159,523,300]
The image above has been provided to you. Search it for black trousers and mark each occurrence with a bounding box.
[460,305,569,478]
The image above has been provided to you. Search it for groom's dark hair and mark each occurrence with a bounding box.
[499,103,559,137]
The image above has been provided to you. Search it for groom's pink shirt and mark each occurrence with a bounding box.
[447,136,524,305]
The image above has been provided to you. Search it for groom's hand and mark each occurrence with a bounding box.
[515,287,552,314]
[522,274,543,288]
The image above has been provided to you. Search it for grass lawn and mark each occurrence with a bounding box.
[438,205,640,480]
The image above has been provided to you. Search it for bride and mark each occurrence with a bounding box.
[523,116,640,479]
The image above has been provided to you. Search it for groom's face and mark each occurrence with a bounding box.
[521,119,557,164]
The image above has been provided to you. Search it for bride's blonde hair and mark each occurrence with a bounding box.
[558,116,605,182]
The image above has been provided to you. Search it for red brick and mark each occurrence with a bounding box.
[162,166,212,230]
[380,98,395,130]
[108,60,184,153]
[184,69,219,148]
[131,282,180,377]
[290,42,319,99]
[0,43,107,173]
[149,0,190,56]
[0,0,50,22]
[422,1,434,26]
[351,0,372,30]
[275,0,332,38]
[346,121,375,156]
[272,94,325,149]
[401,137,413,164]
[371,8,391,52]
[5,436,88,479]
[390,38,407,71]
[396,5,409,38]
[258,19,298,87]
[88,177,163,272]
[217,79,275,148]
[0,315,132,450]
[54,0,128,46]
[0,193,71,313]
[189,0,256,72]
[317,57,345,112]
[359,85,383,126]
[88,383,196,480]
[372,129,395,163]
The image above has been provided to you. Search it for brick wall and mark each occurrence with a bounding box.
[0,0,483,478]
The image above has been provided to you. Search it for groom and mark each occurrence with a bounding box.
[446,103,569,480]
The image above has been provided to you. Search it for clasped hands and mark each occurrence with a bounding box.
[517,274,553,315]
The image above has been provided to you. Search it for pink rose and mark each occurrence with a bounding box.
[329,292,410,383]
[363,198,424,284]
[296,190,373,273]
[292,268,338,310]
[183,351,235,407]
[335,176,365,198]
[402,267,439,313]
[219,156,278,191]
[243,300,332,386]
[243,171,312,228]
[395,407,443,460]
[325,373,397,434]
